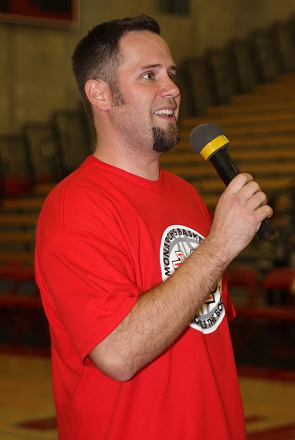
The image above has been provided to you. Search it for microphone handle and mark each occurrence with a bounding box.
[210,149,276,241]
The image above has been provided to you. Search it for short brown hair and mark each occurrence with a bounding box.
[71,14,161,121]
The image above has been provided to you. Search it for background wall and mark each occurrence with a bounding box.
[0,0,294,134]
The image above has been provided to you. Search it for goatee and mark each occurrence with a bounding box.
[152,124,181,153]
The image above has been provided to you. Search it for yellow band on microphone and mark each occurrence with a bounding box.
[200,135,230,161]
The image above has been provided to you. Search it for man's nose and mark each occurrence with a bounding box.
[159,75,180,99]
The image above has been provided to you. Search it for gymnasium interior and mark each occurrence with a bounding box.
[0,1,295,439]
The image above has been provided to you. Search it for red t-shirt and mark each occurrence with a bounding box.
[35,155,246,440]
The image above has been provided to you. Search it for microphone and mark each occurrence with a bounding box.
[189,122,276,241]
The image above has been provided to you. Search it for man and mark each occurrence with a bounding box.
[35,14,272,440]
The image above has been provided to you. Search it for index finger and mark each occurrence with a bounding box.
[226,173,254,193]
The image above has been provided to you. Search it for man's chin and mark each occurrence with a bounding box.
[152,125,181,153]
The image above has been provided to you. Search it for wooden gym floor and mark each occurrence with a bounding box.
[0,353,294,440]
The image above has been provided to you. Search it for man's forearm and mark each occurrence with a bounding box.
[89,233,228,381]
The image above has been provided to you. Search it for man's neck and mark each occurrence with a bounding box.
[93,144,161,181]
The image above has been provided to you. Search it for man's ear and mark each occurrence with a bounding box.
[85,79,111,112]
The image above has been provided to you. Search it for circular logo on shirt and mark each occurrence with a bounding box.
[160,225,224,334]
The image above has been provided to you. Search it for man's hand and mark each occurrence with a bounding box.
[208,173,273,262]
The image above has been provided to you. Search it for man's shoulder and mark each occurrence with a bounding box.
[44,157,109,206]
[36,159,117,257]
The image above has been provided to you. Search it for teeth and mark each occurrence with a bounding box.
[155,109,174,115]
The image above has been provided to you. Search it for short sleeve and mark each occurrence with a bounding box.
[39,227,140,362]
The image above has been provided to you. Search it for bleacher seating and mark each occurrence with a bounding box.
[228,265,295,365]
[176,58,210,117]
[160,72,295,213]
[249,29,277,84]
[0,134,32,199]
[0,261,49,351]
[160,69,295,269]
[270,21,295,73]
[52,109,95,177]
[23,122,63,184]
[204,48,234,105]
[227,39,257,94]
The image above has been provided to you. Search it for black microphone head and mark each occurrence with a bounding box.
[189,123,230,161]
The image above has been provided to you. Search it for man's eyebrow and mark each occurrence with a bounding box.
[138,64,177,72]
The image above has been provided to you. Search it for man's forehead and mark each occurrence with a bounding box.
[119,31,175,67]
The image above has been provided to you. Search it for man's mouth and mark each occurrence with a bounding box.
[154,109,175,117]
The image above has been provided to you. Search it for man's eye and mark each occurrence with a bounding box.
[143,72,154,80]
[168,73,176,82]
